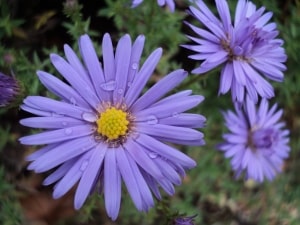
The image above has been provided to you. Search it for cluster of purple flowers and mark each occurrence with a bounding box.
[16,0,290,221]
[183,0,289,183]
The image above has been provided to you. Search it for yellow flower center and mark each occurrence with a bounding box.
[96,107,129,141]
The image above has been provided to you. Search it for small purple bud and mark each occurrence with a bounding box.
[0,72,20,107]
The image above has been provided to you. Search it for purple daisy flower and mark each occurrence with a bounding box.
[19,33,205,220]
[0,72,20,107]
[218,97,290,182]
[183,0,287,103]
[132,0,175,12]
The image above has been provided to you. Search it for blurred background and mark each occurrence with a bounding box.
[0,0,300,224]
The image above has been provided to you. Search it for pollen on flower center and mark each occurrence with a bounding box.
[96,107,129,141]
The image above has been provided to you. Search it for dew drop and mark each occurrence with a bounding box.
[131,63,138,70]
[69,97,76,105]
[64,128,73,135]
[146,115,158,125]
[131,132,140,140]
[62,121,68,126]
[100,80,116,91]
[148,152,158,159]
[127,82,132,87]
[80,160,89,172]
[172,112,179,117]
[117,89,124,94]
[233,46,243,56]
[82,112,97,122]
[51,112,61,117]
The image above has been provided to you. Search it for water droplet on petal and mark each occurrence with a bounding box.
[100,80,116,91]
[51,112,61,117]
[146,115,158,125]
[64,128,73,135]
[131,132,140,140]
[127,82,132,87]
[82,112,97,122]
[148,152,158,159]
[233,46,243,56]
[62,121,68,126]
[131,63,138,70]
[80,160,89,171]
[172,112,179,117]
[117,89,124,94]
[69,97,76,105]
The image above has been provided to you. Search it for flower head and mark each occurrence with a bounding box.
[174,214,197,225]
[0,72,20,107]
[132,0,175,12]
[184,0,287,103]
[218,97,290,182]
[19,33,205,220]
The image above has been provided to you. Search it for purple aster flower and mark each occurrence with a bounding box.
[218,97,290,182]
[132,0,175,12]
[19,33,206,220]
[174,214,197,225]
[0,72,20,107]
[183,0,287,103]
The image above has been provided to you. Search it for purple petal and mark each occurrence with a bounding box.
[124,138,163,180]
[136,95,204,119]
[50,53,100,108]
[64,44,93,87]
[37,71,90,108]
[219,62,233,94]
[116,146,143,210]
[53,150,93,199]
[20,116,85,129]
[74,144,107,209]
[158,113,206,128]
[102,33,115,81]
[125,153,154,211]
[131,69,187,112]
[113,34,132,104]
[43,158,77,185]
[104,149,121,221]
[125,48,162,107]
[137,123,203,141]
[79,34,109,101]
[19,124,94,145]
[22,96,90,120]
[27,136,97,172]
[136,134,196,168]
[127,35,145,84]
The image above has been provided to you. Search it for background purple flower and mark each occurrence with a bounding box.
[0,72,20,107]
[183,0,287,103]
[19,33,205,220]
[174,214,197,225]
[218,97,290,182]
[132,0,175,12]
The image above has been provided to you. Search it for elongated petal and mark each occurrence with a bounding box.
[104,149,121,220]
[125,48,162,107]
[116,146,143,210]
[131,69,187,112]
[19,124,93,145]
[75,144,107,209]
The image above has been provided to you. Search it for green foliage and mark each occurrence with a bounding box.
[99,0,186,74]
[0,167,22,225]
[63,0,99,41]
